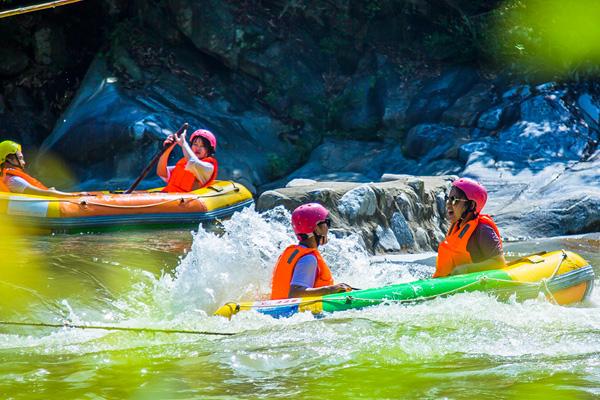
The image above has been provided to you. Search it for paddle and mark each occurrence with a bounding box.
[124,122,189,194]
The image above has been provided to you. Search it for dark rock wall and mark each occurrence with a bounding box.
[0,0,598,240]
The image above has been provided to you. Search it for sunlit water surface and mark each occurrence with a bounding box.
[0,207,598,399]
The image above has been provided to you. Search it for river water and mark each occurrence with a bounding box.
[0,207,598,399]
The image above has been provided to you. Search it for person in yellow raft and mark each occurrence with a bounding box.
[434,177,506,277]
[157,129,218,192]
[0,140,87,197]
[270,203,353,299]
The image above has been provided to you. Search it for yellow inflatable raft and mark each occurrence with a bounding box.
[0,180,253,233]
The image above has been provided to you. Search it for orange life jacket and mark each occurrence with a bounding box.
[434,214,502,278]
[1,167,49,191]
[270,244,334,300]
[162,156,218,193]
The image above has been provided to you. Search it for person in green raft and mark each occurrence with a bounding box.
[434,178,506,277]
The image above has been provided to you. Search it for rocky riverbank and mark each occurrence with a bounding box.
[1,1,598,244]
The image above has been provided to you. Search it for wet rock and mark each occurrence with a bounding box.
[535,82,558,93]
[463,148,600,239]
[256,177,451,254]
[404,124,458,159]
[338,185,377,221]
[502,85,531,101]
[414,227,431,250]
[495,121,591,163]
[578,93,599,128]
[458,141,490,163]
[40,55,305,190]
[421,66,479,98]
[375,225,401,252]
[255,190,292,211]
[34,26,68,67]
[406,66,479,125]
[337,74,384,133]
[286,178,317,188]
[391,211,415,248]
[520,95,570,124]
[441,83,496,127]
[0,45,29,76]
[477,107,504,130]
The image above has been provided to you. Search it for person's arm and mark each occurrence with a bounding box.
[287,254,352,298]
[451,225,505,275]
[23,186,86,198]
[289,283,353,298]
[450,255,506,275]
[157,135,176,182]
[8,176,87,197]
[176,136,215,184]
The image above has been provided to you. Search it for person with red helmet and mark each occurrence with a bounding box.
[270,203,353,299]
[157,128,219,192]
[434,177,506,277]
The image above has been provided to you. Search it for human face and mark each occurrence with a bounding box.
[314,218,331,244]
[191,138,209,159]
[445,187,469,224]
[7,151,25,168]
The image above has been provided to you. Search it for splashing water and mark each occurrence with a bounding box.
[0,208,598,398]
[149,206,384,318]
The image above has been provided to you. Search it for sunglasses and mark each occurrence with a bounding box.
[318,218,331,228]
[445,195,469,206]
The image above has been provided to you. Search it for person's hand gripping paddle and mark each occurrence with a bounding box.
[124,123,189,194]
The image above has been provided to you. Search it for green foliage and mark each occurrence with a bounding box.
[267,153,288,180]
[486,0,600,79]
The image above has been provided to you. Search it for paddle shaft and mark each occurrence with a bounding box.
[124,123,188,194]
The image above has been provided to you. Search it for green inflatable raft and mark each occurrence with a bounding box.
[215,250,595,319]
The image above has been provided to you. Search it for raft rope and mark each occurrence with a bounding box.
[0,184,241,209]
[0,320,236,336]
[0,0,83,19]
[233,251,574,313]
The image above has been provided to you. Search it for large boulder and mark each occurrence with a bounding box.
[256,176,452,254]
[39,50,309,191]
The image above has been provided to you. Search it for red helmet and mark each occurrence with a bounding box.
[291,203,329,240]
[190,129,217,151]
[452,178,488,214]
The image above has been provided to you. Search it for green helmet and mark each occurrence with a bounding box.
[0,140,21,163]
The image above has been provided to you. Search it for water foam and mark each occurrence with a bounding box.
[148,206,381,318]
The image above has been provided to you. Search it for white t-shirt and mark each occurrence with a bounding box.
[5,175,33,193]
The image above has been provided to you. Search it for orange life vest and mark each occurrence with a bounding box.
[162,156,218,193]
[1,167,49,191]
[434,214,502,278]
[270,244,334,300]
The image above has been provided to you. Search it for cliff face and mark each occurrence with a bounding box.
[0,1,598,243]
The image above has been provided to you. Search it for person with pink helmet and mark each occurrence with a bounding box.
[270,203,353,299]
[434,177,506,277]
[157,128,219,192]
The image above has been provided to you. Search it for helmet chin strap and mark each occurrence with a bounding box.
[299,232,327,247]
[459,202,478,223]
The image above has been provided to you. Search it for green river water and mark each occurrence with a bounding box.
[0,208,598,399]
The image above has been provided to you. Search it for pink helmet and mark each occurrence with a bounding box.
[190,129,217,151]
[291,203,329,240]
[452,178,488,214]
